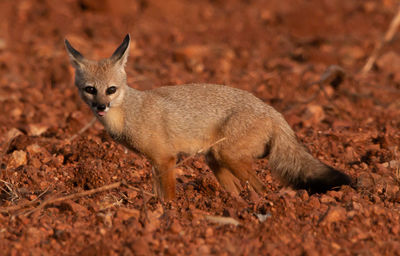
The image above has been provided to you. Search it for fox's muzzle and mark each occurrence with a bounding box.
[91,102,111,116]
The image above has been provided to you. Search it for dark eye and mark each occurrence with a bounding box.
[84,86,97,95]
[106,86,117,95]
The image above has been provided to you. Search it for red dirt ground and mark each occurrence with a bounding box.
[1,0,400,255]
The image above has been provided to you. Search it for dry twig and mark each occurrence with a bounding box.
[0,181,153,214]
[393,147,400,184]
[204,215,240,226]
[361,7,400,74]
[0,179,20,202]
[0,181,121,214]
[121,181,155,197]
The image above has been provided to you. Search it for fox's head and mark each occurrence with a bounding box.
[65,35,130,117]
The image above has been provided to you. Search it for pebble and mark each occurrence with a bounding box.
[169,220,182,234]
[8,150,27,168]
[321,206,346,224]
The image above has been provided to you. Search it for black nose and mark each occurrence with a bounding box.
[97,104,106,111]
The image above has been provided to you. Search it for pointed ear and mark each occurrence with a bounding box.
[64,39,85,69]
[110,34,130,66]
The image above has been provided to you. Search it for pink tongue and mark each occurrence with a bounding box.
[97,111,106,116]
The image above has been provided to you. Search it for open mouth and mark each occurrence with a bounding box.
[95,107,109,117]
[96,111,107,117]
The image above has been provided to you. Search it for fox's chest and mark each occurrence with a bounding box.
[100,108,125,138]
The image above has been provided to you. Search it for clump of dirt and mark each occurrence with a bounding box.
[1,0,400,255]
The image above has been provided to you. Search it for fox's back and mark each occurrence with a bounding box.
[146,83,273,118]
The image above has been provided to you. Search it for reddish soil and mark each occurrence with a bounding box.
[1,0,400,255]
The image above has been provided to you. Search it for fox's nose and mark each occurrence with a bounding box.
[97,104,106,111]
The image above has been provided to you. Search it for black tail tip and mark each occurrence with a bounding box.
[294,166,352,194]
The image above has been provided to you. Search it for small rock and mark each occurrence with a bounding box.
[175,168,185,176]
[28,124,48,136]
[169,220,182,234]
[363,1,377,13]
[205,227,213,238]
[3,128,22,143]
[349,227,370,243]
[391,224,400,235]
[8,150,27,168]
[387,160,400,168]
[302,104,325,127]
[145,209,162,233]
[321,206,346,224]
[25,227,42,240]
[297,190,309,201]
[260,9,275,23]
[193,160,203,169]
[356,173,374,191]
[173,45,209,62]
[394,191,400,203]
[340,45,365,65]
[197,245,210,255]
[346,210,357,219]
[385,184,400,199]
[372,205,386,216]
[279,187,296,197]
[117,207,140,221]
[26,144,45,154]
[327,190,343,201]
[0,38,6,50]
[249,189,260,202]
[331,242,342,250]
[255,213,271,223]
[320,195,336,204]
[344,146,358,162]
[10,108,22,119]
[351,201,363,211]
[129,238,151,256]
[308,196,320,208]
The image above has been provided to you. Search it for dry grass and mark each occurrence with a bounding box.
[0,179,20,203]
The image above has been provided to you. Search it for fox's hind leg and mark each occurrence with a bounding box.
[212,138,267,194]
[222,156,266,194]
[205,152,242,196]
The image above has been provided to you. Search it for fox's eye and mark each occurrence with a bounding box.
[84,86,97,95]
[106,86,117,95]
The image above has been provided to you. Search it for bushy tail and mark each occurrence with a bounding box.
[268,122,351,194]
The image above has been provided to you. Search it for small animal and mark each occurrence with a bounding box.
[65,34,351,201]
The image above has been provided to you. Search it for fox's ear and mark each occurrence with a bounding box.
[110,34,130,67]
[64,39,86,69]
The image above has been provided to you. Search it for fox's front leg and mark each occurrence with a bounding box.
[151,156,177,201]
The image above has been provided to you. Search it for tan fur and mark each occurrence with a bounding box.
[65,35,351,201]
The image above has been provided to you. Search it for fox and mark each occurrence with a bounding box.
[64,34,351,201]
